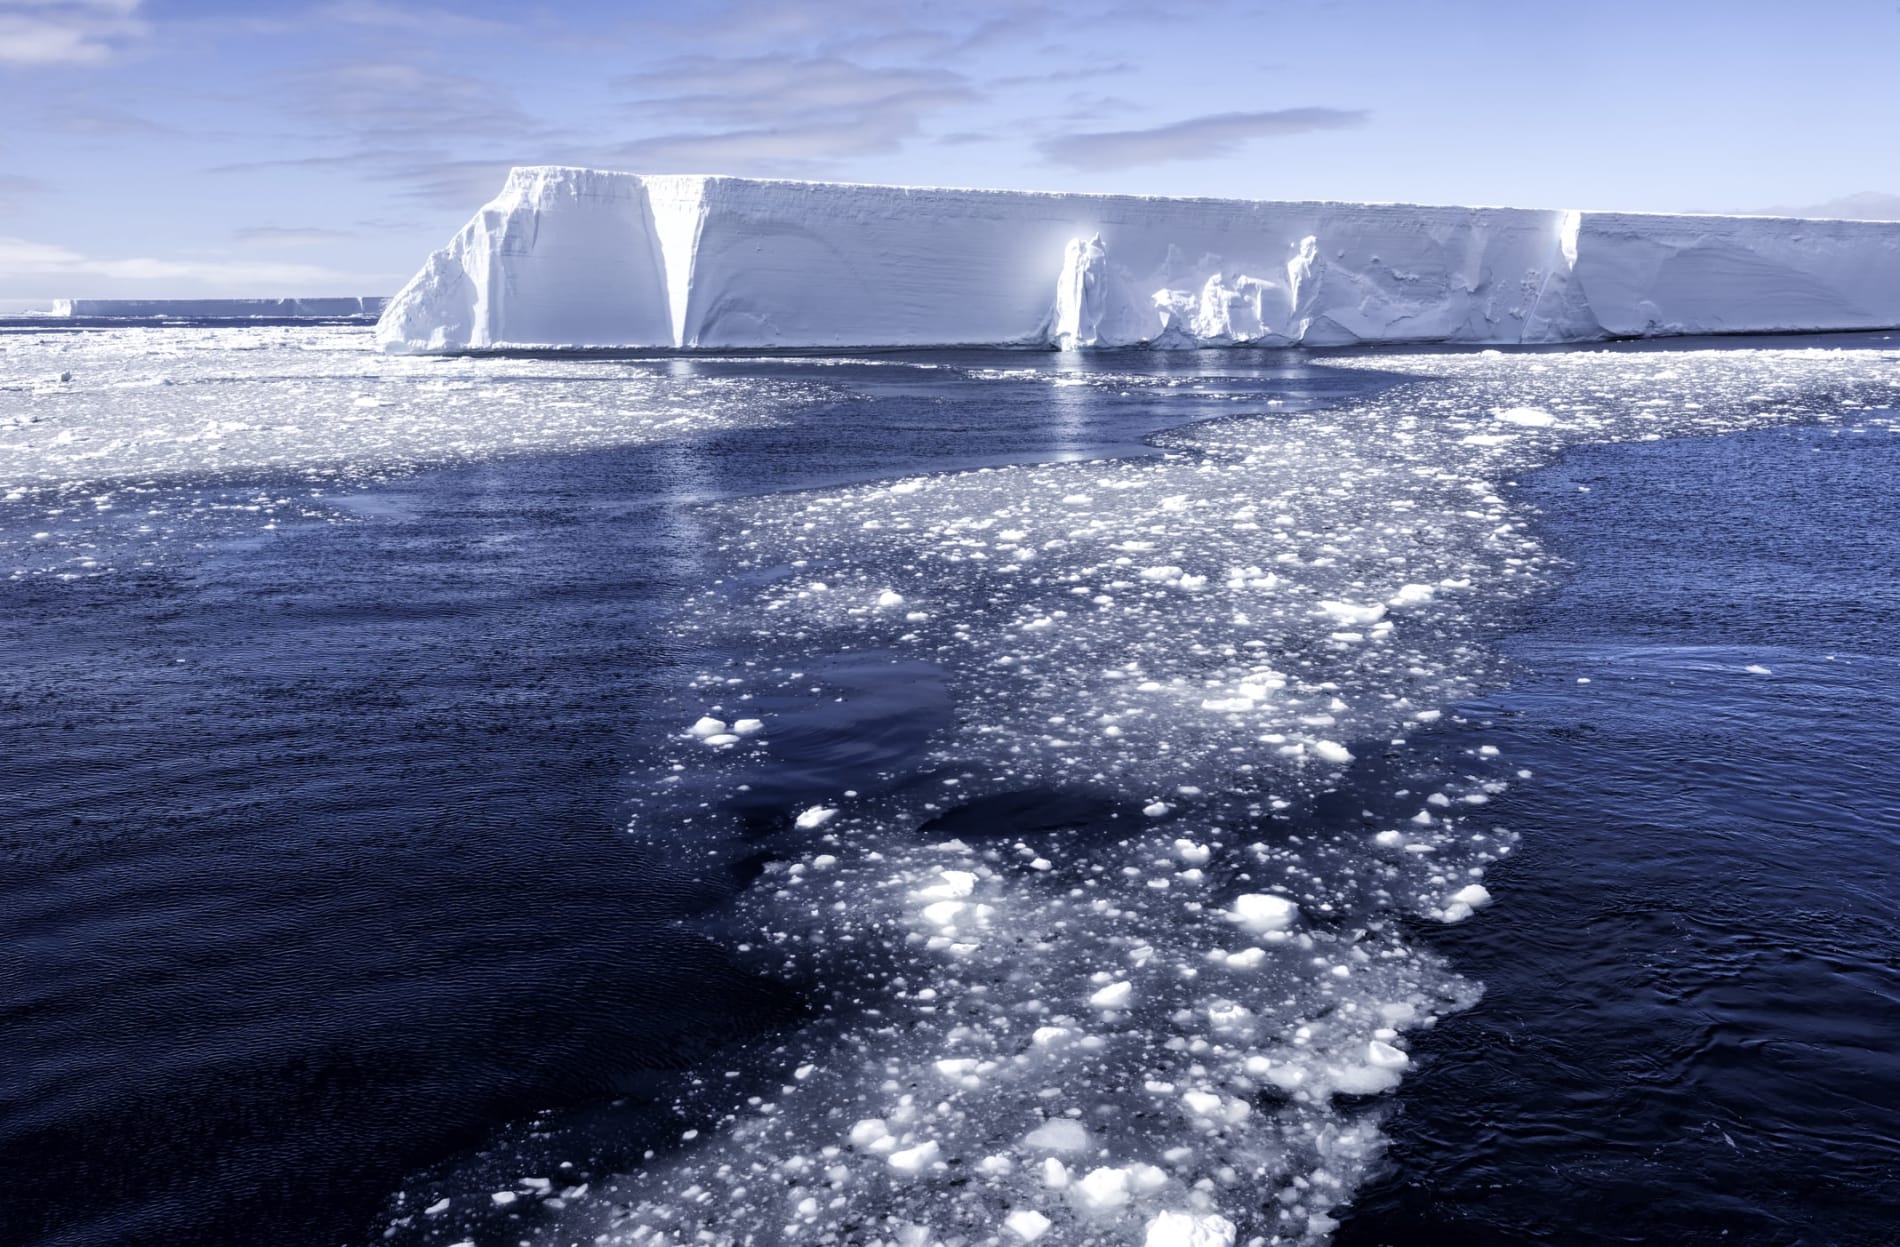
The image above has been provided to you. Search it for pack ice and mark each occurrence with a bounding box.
[376,168,1900,353]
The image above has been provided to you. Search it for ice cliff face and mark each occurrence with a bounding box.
[377,168,1900,353]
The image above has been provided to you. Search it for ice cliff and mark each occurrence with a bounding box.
[377,168,1900,353]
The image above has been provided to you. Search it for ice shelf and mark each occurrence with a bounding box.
[376,168,1900,353]
[54,297,387,320]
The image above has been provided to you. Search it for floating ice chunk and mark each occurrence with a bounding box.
[1745,663,1773,675]
[1089,980,1134,1009]
[1318,600,1387,625]
[1022,1118,1091,1153]
[1204,1000,1253,1033]
[490,1191,517,1206]
[1441,882,1494,923]
[1143,801,1173,818]
[1367,1039,1410,1070]
[689,716,727,737]
[875,589,906,608]
[888,1140,942,1174]
[1493,406,1558,427]
[1071,1167,1131,1214]
[848,1118,891,1148]
[1229,893,1298,932]
[732,718,764,735]
[1144,1211,1238,1247]
[922,900,971,927]
[1310,739,1354,765]
[1327,1060,1405,1096]
[1388,582,1436,607]
[1042,1158,1071,1188]
[795,806,838,830]
[423,1198,450,1215]
[914,869,977,900]
[1173,839,1212,866]
[1006,1209,1054,1242]
[1031,1025,1078,1048]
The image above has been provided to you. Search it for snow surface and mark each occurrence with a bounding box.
[53,297,385,319]
[377,169,1900,353]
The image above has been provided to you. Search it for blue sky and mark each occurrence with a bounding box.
[2,0,1897,300]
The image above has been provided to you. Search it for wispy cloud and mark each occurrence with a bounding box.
[632,0,1168,60]
[0,0,146,67]
[289,60,550,144]
[0,173,46,210]
[39,102,170,134]
[0,234,368,289]
[609,54,979,175]
[234,225,355,247]
[1737,191,1900,221]
[620,55,975,127]
[1040,107,1369,171]
[991,61,1135,89]
[314,0,508,34]
[203,59,566,204]
[208,147,523,208]
[608,119,919,175]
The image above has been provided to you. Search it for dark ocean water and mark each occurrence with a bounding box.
[2,343,1896,1246]
[1337,423,1900,1246]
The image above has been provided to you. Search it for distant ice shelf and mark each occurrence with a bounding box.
[54,297,387,320]
[376,168,1900,354]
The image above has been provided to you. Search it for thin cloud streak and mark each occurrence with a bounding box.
[0,0,145,66]
[618,55,975,128]
[0,173,45,212]
[611,53,981,176]
[1738,191,1900,221]
[207,148,525,207]
[0,234,370,290]
[234,225,356,247]
[1040,107,1369,171]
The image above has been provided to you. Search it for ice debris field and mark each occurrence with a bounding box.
[377,169,1900,353]
[0,323,827,578]
[341,340,1900,1247]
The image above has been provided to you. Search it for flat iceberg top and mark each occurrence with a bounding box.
[484,165,1891,223]
[377,168,1900,354]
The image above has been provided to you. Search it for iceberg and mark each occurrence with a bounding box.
[53,297,386,320]
[376,168,1900,354]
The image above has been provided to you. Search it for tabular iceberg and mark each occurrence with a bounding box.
[376,168,1900,354]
